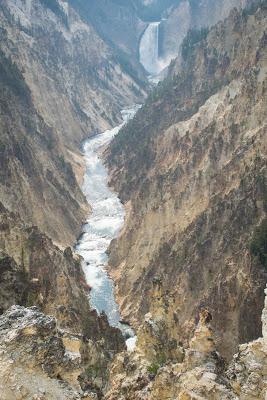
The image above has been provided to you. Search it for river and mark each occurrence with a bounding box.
[75,107,139,351]
[75,17,168,352]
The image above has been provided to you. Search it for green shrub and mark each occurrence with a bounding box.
[86,365,101,378]
[85,364,107,383]
[147,363,161,375]
[147,352,167,376]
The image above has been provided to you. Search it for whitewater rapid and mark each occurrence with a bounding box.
[76,107,139,351]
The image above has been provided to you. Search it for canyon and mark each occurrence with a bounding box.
[0,0,266,399]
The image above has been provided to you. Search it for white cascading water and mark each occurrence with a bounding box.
[75,19,166,353]
[139,22,161,75]
[76,107,140,351]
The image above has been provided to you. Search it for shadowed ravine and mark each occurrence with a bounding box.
[75,107,139,351]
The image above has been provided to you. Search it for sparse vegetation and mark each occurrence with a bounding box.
[147,352,167,376]
[147,362,161,375]
[250,219,267,270]
[26,290,38,307]
[86,365,102,379]
[182,27,209,60]
[0,50,30,100]
[39,0,69,27]
[242,0,267,18]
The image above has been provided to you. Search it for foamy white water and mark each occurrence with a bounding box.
[140,22,161,75]
[140,21,174,81]
[76,106,139,350]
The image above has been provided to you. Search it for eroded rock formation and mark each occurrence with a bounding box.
[105,285,267,399]
[0,0,266,399]
[106,1,267,360]
[0,0,145,246]
[0,305,103,399]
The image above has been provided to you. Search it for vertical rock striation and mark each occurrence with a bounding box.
[0,0,146,246]
[106,1,267,359]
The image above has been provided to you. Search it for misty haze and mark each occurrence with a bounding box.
[0,0,266,399]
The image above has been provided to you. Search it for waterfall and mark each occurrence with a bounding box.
[139,22,161,75]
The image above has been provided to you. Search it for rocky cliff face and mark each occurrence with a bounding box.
[0,47,88,247]
[106,1,267,361]
[105,288,267,399]
[159,0,252,64]
[0,200,126,398]
[0,1,146,397]
[0,305,125,400]
[69,0,147,82]
[0,0,145,246]
[0,200,88,332]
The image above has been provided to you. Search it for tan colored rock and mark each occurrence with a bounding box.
[0,0,145,247]
[226,284,267,399]
[107,3,267,361]
[262,285,267,347]
[0,306,82,400]
[105,286,267,399]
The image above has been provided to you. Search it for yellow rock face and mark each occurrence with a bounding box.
[106,4,267,362]
[62,335,82,355]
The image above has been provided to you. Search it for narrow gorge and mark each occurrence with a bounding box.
[0,0,266,399]
[74,11,170,352]
[76,107,139,350]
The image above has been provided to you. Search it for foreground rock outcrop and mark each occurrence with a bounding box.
[0,304,126,400]
[105,286,267,399]
[0,306,90,400]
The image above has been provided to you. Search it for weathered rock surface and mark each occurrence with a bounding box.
[226,284,267,399]
[0,302,125,399]
[106,1,267,360]
[0,0,145,246]
[105,287,267,399]
[0,305,87,400]
[159,0,252,72]
[0,201,125,343]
